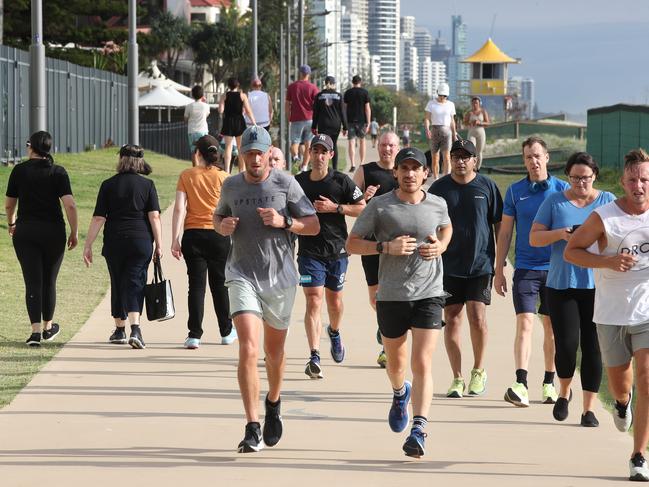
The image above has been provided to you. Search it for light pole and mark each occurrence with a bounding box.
[29,0,46,133]
[298,0,304,66]
[252,0,258,79]
[127,0,139,144]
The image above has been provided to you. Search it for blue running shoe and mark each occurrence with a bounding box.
[327,325,345,363]
[388,381,411,432]
[403,429,427,458]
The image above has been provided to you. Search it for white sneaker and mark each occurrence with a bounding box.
[630,453,649,481]
[184,337,200,349]
[222,328,238,345]
[614,390,633,432]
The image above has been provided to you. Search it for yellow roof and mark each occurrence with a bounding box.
[462,38,519,64]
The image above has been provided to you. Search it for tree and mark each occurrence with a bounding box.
[367,86,395,125]
[142,11,191,80]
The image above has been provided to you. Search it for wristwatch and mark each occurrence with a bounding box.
[284,215,293,229]
[376,242,384,254]
[336,204,344,215]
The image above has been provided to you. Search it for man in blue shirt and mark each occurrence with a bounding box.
[494,136,569,407]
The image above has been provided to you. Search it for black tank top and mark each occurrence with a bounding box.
[224,91,243,118]
[362,161,397,196]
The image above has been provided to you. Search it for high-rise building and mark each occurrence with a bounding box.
[312,0,344,85]
[418,58,446,98]
[400,35,418,91]
[342,0,370,78]
[431,31,451,63]
[368,0,400,90]
[509,76,535,119]
[414,27,432,60]
[449,15,469,100]
[400,16,415,40]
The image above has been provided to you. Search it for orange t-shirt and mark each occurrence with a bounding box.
[176,166,229,230]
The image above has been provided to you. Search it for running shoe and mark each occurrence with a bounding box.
[542,382,558,404]
[376,328,383,345]
[630,453,649,481]
[184,337,200,349]
[614,390,633,432]
[221,327,238,345]
[128,327,146,349]
[327,325,345,363]
[447,378,465,398]
[504,381,529,407]
[580,411,599,427]
[552,390,572,421]
[42,323,60,341]
[377,349,387,368]
[262,396,283,447]
[25,333,41,347]
[402,429,427,458]
[468,368,487,396]
[349,165,356,173]
[238,422,263,453]
[388,380,411,433]
[305,355,323,379]
[109,327,127,344]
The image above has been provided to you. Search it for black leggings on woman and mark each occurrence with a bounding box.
[12,221,66,324]
[546,287,602,393]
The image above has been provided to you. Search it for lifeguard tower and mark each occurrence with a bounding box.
[461,38,520,119]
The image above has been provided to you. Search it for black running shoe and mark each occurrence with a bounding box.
[238,422,263,453]
[263,396,283,447]
[128,326,145,349]
[580,411,599,427]
[42,323,60,341]
[109,327,127,344]
[26,333,41,347]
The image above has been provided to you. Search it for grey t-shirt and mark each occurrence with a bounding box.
[216,169,316,291]
[351,189,451,301]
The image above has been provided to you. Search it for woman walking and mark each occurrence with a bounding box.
[464,96,490,170]
[171,135,237,349]
[219,77,256,173]
[83,145,162,349]
[5,131,78,347]
[530,152,615,426]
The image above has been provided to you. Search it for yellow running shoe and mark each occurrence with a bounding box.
[505,381,530,407]
[447,378,465,398]
[377,349,387,368]
[468,368,487,396]
[542,382,559,404]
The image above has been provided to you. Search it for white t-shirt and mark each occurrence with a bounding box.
[184,101,210,134]
[245,90,271,126]
[425,99,456,126]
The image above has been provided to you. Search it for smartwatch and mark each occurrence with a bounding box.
[336,204,344,215]
[376,242,384,254]
[284,215,293,229]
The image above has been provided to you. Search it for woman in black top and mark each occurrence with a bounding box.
[5,131,79,347]
[219,77,255,173]
[82,145,162,349]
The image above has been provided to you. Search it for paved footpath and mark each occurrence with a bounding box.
[0,141,629,486]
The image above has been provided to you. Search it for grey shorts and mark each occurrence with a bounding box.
[430,125,452,153]
[348,123,367,139]
[289,120,314,145]
[226,279,297,330]
[597,322,649,367]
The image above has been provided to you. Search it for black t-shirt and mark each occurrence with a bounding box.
[93,172,161,242]
[343,87,370,124]
[428,174,503,277]
[5,158,73,225]
[312,89,347,134]
[295,169,364,260]
[362,161,398,196]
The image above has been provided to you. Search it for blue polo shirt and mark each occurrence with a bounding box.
[503,175,569,270]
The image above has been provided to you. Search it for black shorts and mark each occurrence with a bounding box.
[512,269,549,315]
[444,274,492,306]
[377,296,445,339]
[361,254,379,287]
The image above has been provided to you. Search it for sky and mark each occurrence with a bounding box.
[400,0,649,116]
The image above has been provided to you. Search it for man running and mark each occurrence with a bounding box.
[344,75,371,172]
[287,65,319,172]
[214,126,320,453]
[347,146,452,458]
[494,136,567,407]
[311,76,347,171]
[352,131,400,367]
[296,133,365,379]
[429,139,503,398]
[565,148,649,482]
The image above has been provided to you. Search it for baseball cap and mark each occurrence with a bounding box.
[241,126,272,153]
[394,147,427,167]
[311,133,334,152]
[325,75,336,85]
[299,64,311,75]
[437,82,450,96]
[450,139,477,156]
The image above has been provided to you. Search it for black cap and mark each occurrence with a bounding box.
[311,133,334,152]
[450,139,477,157]
[395,147,427,167]
[325,75,336,85]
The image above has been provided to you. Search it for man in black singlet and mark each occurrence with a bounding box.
[352,131,400,367]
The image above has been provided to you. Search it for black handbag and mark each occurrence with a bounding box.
[144,258,175,321]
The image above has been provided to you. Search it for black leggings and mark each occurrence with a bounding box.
[103,237,153,320]
[12,222,66,324]
[546,287,602,393]
[182,229,232,339]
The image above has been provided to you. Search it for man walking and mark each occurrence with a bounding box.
[565,148,649,481]
[245,78,273,131]
[429,139,503,398]
[311,76,347,171]
[347,146,452,458]
[494,136,567,407]
[184,84,210,162]
[287,65,319,173]
[344,75,371,172]
[296,134,365,379]
[369,118,380,148]
[214,126,320,453]
[352,131,400,367]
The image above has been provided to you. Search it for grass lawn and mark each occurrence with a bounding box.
[0,149,189,408]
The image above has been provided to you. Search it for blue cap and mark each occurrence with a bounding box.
[299,64,311,75]
[241,126,272,153]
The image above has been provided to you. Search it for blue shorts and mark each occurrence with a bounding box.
[512,268,549,315]
[188,131,208,151]
[297,255,348,291]
[289,120,314,145]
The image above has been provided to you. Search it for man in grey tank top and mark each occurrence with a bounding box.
[565,148,649,482]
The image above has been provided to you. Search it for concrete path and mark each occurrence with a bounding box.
[0,141,629,486]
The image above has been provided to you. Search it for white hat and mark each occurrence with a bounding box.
[437,83,450,97]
